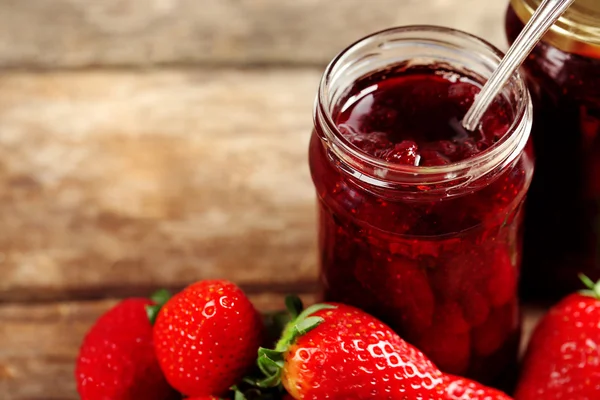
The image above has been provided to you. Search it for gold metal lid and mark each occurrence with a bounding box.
[511,0,600,58]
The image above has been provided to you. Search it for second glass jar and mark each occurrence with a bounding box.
[309,26,534,387]
[506,0,600,300]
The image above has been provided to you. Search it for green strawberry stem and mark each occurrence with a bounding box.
[145,289,171,325]
[252,295,336,388]
[579,274,600,299]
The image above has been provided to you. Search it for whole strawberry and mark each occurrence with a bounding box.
[154,280,264,397]
[75,297,176,400]
[445,375,513,400]
[514,275,600,399]
[253,297,447,399]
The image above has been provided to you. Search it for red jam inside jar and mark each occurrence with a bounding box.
[506,0,600,300]
[335,67,512,167]
[310,26,533,388]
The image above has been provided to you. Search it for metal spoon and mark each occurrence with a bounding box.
[462,0,576,131]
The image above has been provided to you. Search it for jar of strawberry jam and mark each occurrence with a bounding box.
[309,26,533,387]
[506,0,600,300]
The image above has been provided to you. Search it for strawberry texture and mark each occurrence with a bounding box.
[75,298,176,400]
[153,280,264,397]
[259,301,447,400]
[445,375,513,399]
[514,285,600,399]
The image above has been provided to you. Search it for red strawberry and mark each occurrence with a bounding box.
[414,328,470,375]
[154,280,264,397]
[472,301,518,357]
[460,288,490,327]
[444,374,513,399]
[75,297,177,400]
[432,302,470,334]
[355,254,434,334]
[514,275,600,399]
[486,249,517,307]
[376,140,420,165]
[253,298,446,399]
[409,302,471,375]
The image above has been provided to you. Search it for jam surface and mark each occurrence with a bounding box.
[310,65,533,389]
[506,6,600,300]
[335,67,512,166]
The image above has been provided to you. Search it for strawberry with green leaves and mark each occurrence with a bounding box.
[514,275,600,399]
[153,280,264,398]
[253,297,447,399]
[75,294,177,400]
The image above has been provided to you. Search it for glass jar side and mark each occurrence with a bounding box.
[506,5,600,300]
[309,25,533,389]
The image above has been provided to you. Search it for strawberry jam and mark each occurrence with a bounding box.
[335,67,511,167]
[310,26,534,389]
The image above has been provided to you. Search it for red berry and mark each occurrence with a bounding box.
[414,328,471,375]
[256,301,446,400]
[447,81,480,107]
[420,149,451,166]
[153,280,264,397]
[432,140,458,158]
[75,299,176,400]
[472,301,517,357]
[429,257,470,303]
[515,277,600,399]
[486,249,517,307]
[445,374,513,399]
[376,140,420,165]
[355,255,434,334]
[340,126,392,154]
[460,288,491,327]
[432,302,470,334]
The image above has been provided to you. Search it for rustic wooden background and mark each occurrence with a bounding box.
[0,1,540,399]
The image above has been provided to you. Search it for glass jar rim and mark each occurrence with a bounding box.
[314,25,532,195]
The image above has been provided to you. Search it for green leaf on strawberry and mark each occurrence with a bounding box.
[145,288,171,324]
[254,296,335,388]
[578,273,600,298]
[249,296,454,399]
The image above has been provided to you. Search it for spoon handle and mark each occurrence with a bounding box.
[462,0,576,131]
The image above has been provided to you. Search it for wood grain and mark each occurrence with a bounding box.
[0,0,509,69]
[0,69,321,301]
[0,298,543,400]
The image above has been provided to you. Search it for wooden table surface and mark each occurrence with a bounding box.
[0,1,544,398]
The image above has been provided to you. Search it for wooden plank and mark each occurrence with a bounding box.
[0,294,317,400]
[0,0,509,69]
[0,299,544,400]
[0,69,321,301]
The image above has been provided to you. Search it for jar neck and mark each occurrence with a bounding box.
[511,0,600,58]
[314,26,532,200]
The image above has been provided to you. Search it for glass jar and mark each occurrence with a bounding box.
[506,0,600,300]
[309,26,533,387]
